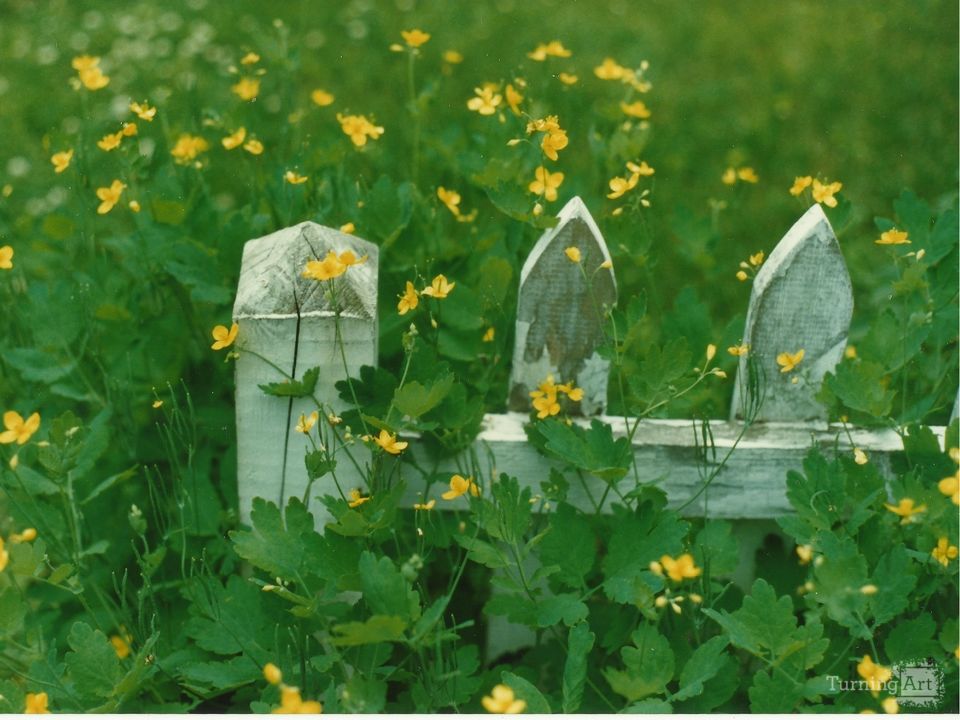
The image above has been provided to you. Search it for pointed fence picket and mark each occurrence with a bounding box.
[232,197,947,529]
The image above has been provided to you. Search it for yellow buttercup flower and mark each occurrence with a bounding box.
[564,247,581,263]
[441,474,480,500]
[310,89,335,107]
[557,72,578,85]
[51,149,73,173]
[796,544,813,565]
[875,228,910,245]
[272,686,322,714]
[811,178,842,208]
[607,174,639,199]
[397,281,419,315]
[482,684,526,714]
[881,697,898,714]
[437,186,463,216]
[421,274,455,299]
[284,170,309,185]
[737,167,759,183]
[263,663,283,685]
[776,349,805,373]
[414,498,436,511]
[0,411,41,445]
[789,175,813,196]
[170,134,209,165]
[620,100,651,119]
[336,113,384,147]
[373,429,407,455]
[541,128,568,161]
[96,179,126,214]
[505,83,523,115]
[348,488,371,508]
[854,448,869,465]
[97,131,123,151]
[483,327,495,342]
[931,537,958,566]
[594,57,629,80]
[296,411,318,434]
[467,85,502,115]
[0,537,7,571]
[24,691,50,714]
[722,167,737,186]
[659,553,702,582]
[129,101,157,121]
[77,63,109,90]
[529,166,564,202]
[626,160,655,176]
[443,50,463,64]
[557,382,583,401]
[211,323,239,351]
[857,656,892,692]
[883,497,926,524]
[0,245,13,270]
[71,55,100,71]
[240,51,260,65]
[938,469,959,505]
[222,127,247,150]
[302,252,346,281]
[527,40,572,61]
[728,344,749,357]
[401,29,431,48]
[748,251,764,267]
[243,138,264,155]
[232,77,260,101]
[110,632,132,659]
[340,222,355,234]
[121,122,138,137]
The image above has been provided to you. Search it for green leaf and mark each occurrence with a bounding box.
[869,546,917,627]
[65,622,123,700]
[393,373,454,418]
[785,450,845,532]
[628,337,692,407]
[884,613,940,662]
[693,521,739,577]
[748,668,802,713]
[230,497,319,580]
[359,552,420,621]
[336,365,398,416]
[332,615,407,646]
[179,656,260,692]
[453,535,509,569]
[0,587,25,636]
[938,618,958,654]
[811,531,870,637]
[536,418,632,481]
[535,593,588,628]
[341,675,388,714]
[258,367,320,398]
[304,450,336,481]
[501,671,552,713]
[487,474,532,544]
[539,503,596,589]
[674,636,729,701]
[603,624,675,702]
[624,698,673,713]
[822,360,895,419]
[703,578,800,658]
[358,175,414,243]
[6,348,76,383]
[561,623,595,713]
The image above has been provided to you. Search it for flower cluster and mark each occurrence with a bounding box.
[437,187,477,222]
[72,55,109,90]
[529,374,584,419]
[594,57,652,92]
[790,176,843,207]
[607,159,654,210]
[721,166,759,185]
[302,249,367,282]
[262,663,322,714]
[336,113,385,147]
[735,251,765,281]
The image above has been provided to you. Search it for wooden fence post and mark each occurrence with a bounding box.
[233,222,378,526]
[730,203,853,422]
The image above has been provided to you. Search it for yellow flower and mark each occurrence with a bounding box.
[414,498,436,511]
[564,247,581,263]
[0,411,40,445]
[721,167,737,186]
[303,252,346,281]
[0,537,7,571]
[170,134,209,165]
[244,138,264,155]
[505,83,523,115]
[620,100,651,119]
[397,281,419,315]
[310,89,335,107]
[527,40,572,61]
[121,122,138,137]
[705,344,717,362]
[272,685,322,714]
[482,684,526,714]
[24,692,50,714]
[530,375,561,418]
[129,101,157,121]
[96,179,126,214]
[600,259,613,270]
[736,270,748,281]
[796,544,813,565]
[881,697,898,714]
[737,167,759,183]
[875,228,911,245]
[789,175,813,196]
[776,349,805,373]
[110,633,131,659]
[748,251,764,267]
[441,474,480,500]
[660,553,702,582]
[529,167,564,202]
[443,50,464,64]
[232,77,260,101]
[557,382,583,401]
[9,528,36,543]
[845,345,858,359]
[296,411,318,434]
[541,128,568,161]
[78,64,110,90]
[211,323,239,351]
[336,113,385,147]
[0,246,13,270]
[71,55,100,71]
[467,85,502,115]
[421,274,455,299]
[854,448,869,465]
[931,537,958,566]
[811,178,842,207]
[483,327,495,342]
[263,663,283,685]
[373,429,408,455]
[51,149,73,173]
[284,170,309,185]
[240,51,260,65]
[857,656,892,692]
[348,488,371,508]
[128,200,141,213]
[627,160,655,176]
[339,222,355,234]
[883,497,926,524]
[860,584,878,595]
[437,186,463,216]
[401,29,431,48]
[152,400,164,409]
[728,344,749,356]
[97,131,123,151]
[607,174,639,200]
[594,57,629,80]
[938,470,959,505]
[558,72,578,85]
[222,127,247,150]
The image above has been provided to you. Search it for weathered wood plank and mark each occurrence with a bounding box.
[403,412,945,519]
[730,204,853,422]
[234,222,377,525]
[508,196,616,415]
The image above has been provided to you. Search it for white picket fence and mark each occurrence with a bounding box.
[232,196,945,527]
